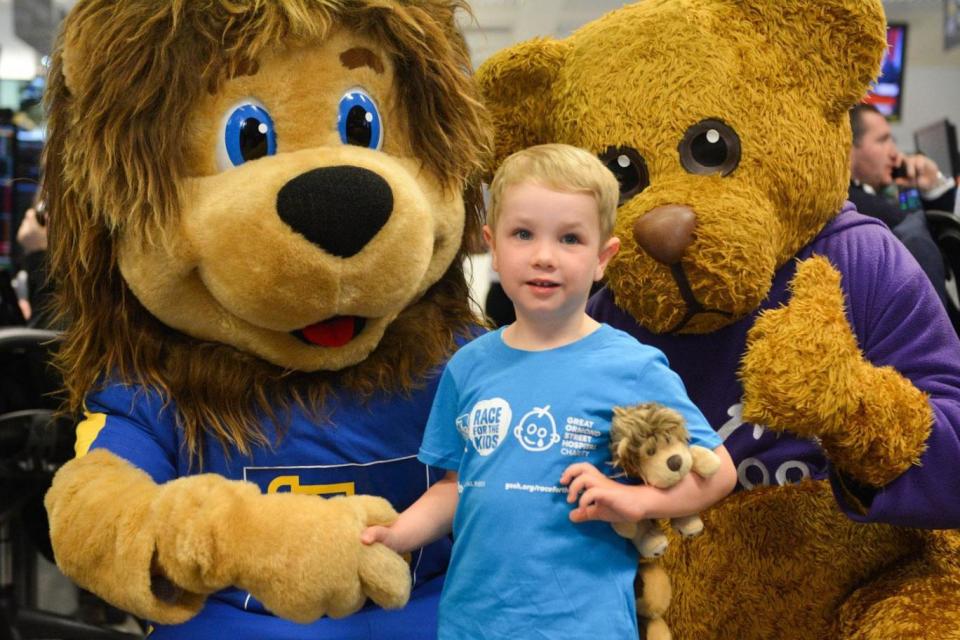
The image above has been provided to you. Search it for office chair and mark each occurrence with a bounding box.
[0,327,142,640]
[926,209,960,335]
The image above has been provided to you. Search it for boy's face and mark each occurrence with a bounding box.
[484,181,620,326]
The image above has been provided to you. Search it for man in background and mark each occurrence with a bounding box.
[14,199,51,327]
[849,103,958,311]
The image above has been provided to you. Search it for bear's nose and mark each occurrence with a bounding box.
[632,205,697,265]
[666,454,683,472]
[277,166,393,258]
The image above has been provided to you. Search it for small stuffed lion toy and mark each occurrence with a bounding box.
[610,402,720,558]
[42,2,489,639]
[611,403,722,640]
[478,0,960,638]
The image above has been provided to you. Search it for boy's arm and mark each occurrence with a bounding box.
[365,361,463,552]
[362,470,459,554]
[562,444,736,523]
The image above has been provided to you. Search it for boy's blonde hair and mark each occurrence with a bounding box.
[487,144,620,239]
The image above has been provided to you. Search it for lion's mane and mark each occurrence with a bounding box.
[44,0,491,460]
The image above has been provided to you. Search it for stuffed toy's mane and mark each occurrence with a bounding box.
[43,0,491,460]
[611,404,688,473]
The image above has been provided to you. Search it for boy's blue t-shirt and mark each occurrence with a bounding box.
[418,324,721,640]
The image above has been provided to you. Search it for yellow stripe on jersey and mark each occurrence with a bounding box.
[267,474,356,497]
[74,412,107,458]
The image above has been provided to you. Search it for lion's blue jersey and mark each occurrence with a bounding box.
[84,371,451,640]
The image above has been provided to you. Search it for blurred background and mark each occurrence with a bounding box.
[0,0,957,634]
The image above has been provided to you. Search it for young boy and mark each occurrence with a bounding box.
[362,144,736,639]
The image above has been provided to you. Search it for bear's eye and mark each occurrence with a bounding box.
[337,87,383,150]
[678,119,740,177]
[599,146,649,206]
[218,100,277,170]
[646,447,656,457]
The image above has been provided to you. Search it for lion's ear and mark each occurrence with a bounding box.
[476,37,570,175]
[58,8,92,96]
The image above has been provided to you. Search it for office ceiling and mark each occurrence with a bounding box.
[459,0,948,67]
[19,0,953,67]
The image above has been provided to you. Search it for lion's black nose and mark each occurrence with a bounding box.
[666,455,683,472]
[277,166,393,258]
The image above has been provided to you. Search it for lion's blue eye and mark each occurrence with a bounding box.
[337,88,383,150]
[222,102,277,168]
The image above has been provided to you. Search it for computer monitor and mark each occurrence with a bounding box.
[914,119,959,181]
[864,23,908,121]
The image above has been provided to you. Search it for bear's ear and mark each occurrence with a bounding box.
[734,0,887,119]
[476,37,570,175]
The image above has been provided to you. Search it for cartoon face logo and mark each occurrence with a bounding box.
[464,398,512,456]
[514,406,561,452]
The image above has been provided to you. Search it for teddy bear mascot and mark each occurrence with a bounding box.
[40,1,489,638]
[478,0,960,638]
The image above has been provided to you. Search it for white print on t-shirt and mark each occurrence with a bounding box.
[719,401,812,489]
[561,417,601,457]
[514,405,561,452]
[716,403,766,441]
[736,457,811,489]
[461,398,512,456]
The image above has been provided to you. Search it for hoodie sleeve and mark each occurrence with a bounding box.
[825,221,960,528]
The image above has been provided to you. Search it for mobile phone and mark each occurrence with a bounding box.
[34,200,47,226]
[891,163,907,180]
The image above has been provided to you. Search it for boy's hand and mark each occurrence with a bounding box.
[561,462,644,524]
[361,525,401,552]
[361,525,415,568]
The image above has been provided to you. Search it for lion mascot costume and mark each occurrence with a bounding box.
[478,0,960,638]
[41,2,489,638]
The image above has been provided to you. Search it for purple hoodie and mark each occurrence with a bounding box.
[588,206,960,528]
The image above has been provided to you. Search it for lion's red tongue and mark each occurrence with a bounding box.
[300,316,358,348]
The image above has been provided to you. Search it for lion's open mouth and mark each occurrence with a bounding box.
[292,316,367,348]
